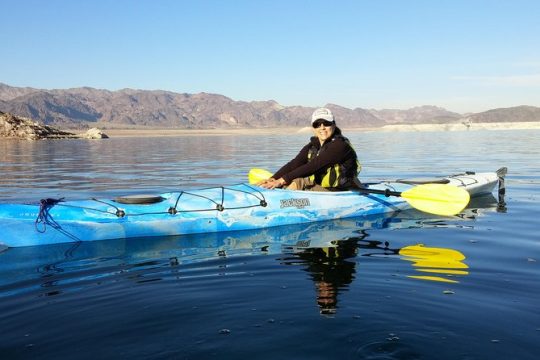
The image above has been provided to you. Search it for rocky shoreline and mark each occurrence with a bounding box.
[0,112,108,140]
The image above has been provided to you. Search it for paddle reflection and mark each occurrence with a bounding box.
[399,244,468,283]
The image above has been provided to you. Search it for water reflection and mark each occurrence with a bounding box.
[281,235,361,316]
[0,193,501,313]
[0,135,307,201]
[279,232,470,315]
[399,244,468,283]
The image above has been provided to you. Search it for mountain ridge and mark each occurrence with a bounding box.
[1,83,539,129]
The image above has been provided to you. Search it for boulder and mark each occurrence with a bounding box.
[81,127,109,139]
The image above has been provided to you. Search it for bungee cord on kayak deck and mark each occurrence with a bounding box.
[35,197,82,242]
[168,185,267,215]
[34,184,269,231]
[35,197,65,232]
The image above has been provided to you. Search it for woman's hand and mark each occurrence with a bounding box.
[256,177,274,185]
[258,177,286,189]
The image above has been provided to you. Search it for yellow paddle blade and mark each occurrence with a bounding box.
[400,183,470,216]
[248,168,273,184]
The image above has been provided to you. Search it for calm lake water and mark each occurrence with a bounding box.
[1,129,539,359]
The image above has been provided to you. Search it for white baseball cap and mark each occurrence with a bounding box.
[311,108,335,124]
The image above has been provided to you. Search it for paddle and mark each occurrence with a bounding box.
[248,168,275,184]
[247,168,470,216]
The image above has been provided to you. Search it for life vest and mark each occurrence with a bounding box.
[307,136,361,189]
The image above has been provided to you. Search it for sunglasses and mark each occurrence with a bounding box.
[312,120,334,128]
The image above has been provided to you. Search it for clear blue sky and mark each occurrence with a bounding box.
[1,0,539,113]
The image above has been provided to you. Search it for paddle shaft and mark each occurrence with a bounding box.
[357,188,401,197]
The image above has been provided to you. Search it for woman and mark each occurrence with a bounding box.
[259,108,360,191]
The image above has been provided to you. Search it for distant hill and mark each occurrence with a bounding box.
[466,105,540,123]
[369,105,462,124]
[0,83,538,129]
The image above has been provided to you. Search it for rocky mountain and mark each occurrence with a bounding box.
[0,83,538,129]
[369,106,462,124]
[466,105,540,123]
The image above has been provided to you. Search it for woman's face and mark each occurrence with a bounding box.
[312,120,335,143]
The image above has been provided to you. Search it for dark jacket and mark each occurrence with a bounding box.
[273,128,359,190]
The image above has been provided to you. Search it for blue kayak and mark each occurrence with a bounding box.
[0,170,504,248]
